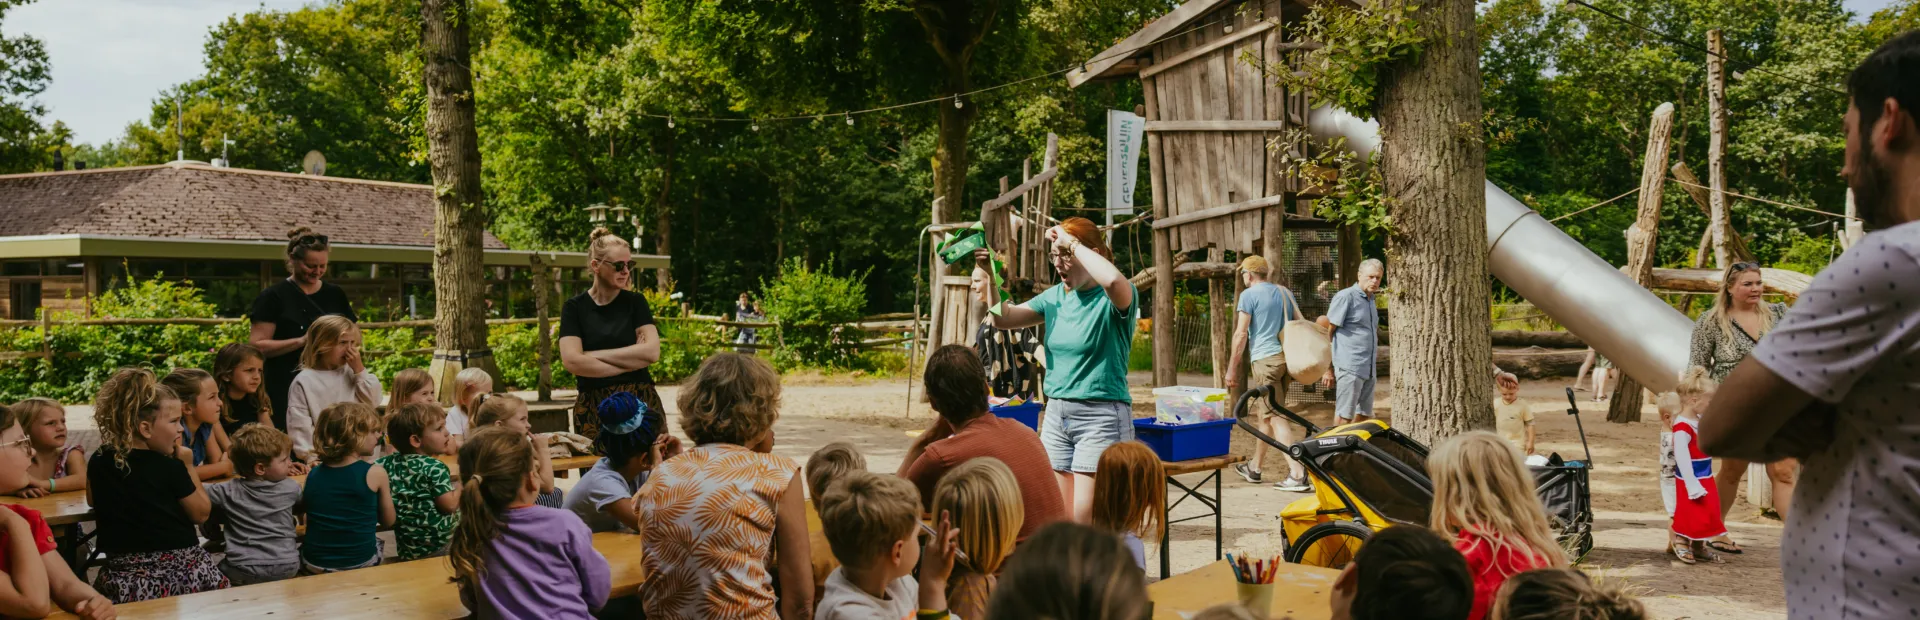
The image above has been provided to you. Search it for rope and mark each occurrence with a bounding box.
[1665,177,1855,220]
[1546,187,1641,223]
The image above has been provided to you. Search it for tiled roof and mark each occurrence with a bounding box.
[0,163,507,249]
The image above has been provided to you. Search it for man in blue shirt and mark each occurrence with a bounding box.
[1322,258,1383,423]
[1225,256,1311,491]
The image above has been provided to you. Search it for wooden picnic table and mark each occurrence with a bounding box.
[46,531,646,620]
[1148,559,1338,620]
[1157,453,1249,579]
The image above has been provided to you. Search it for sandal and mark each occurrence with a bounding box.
[1698,548,1728,564]
[1671,542,1696,564]
[1707,538,1743,554]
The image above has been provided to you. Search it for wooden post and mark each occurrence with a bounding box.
[530,254,554,403]
[38,306,51,361]
[1145,75,1178,388]
[1608,102,1675,424]
[1843,189,1864,250]
[1706,30,1731,270]
[1209,247,1232,388]
[928,198,948,357]
[1673,162,1752,263]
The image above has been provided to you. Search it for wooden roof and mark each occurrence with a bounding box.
[1066,0,1339,87]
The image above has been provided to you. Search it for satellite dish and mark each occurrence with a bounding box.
[302,150,327,176]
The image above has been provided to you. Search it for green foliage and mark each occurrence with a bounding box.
[760,257,869,369]
[1279,0,1428,115]
[489,322,579,390]
[1771,228,1838,277]
[0,0,57,174]
[0,276,247,402]
[360,327,432,386]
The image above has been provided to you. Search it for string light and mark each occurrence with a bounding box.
[752,121,760,131]
[954,96,964,109]
[845,112,854,126]
[667,117,675,129]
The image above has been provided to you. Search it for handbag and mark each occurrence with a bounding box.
[1278,288,1332,385]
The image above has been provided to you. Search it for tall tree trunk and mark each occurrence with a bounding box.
[1375,0,1492,445]
[933,86,976,224]
[654,130,674,292]
[1609,102,1676,424]
[421,0,498,394]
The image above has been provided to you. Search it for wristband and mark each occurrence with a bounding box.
[46,479,53,493]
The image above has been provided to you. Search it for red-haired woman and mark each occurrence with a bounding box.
[977,217,1137,523]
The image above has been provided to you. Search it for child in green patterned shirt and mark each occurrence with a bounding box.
[376,402,460,560]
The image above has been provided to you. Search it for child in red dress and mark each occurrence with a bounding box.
[1669,366,1728,564]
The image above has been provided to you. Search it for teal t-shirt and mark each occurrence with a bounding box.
[1027,282,1138,402]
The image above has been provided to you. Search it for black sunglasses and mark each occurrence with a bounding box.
[296,234,329,247]
[1730,261,1759,271]
[598,259,637,273]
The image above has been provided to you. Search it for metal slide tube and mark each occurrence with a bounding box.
[1305,107,1689,392]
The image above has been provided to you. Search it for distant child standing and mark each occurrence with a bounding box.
[451,426,611,619]
[213,343,272,437]
[11,398,85,497]
[562,392,678,533]
[1669,367,1728,565]
[162,369,234,481]
[86,367,227,602]
[205,425,303,585]
[1091,441,1164,572]
[814,471,958,620]
[0,398,116,620]
[446,368,493,448]
[803,442,867,601]
[285,315,382,465]
[300,402,396,574]
[638,353,813,620]
[1429,432,1568,620]
[1492,373,1535,456]
[472,394,561,508]
[376,403,460,561]
[930,457,1025,620]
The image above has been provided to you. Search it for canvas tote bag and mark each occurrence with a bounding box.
[1279,287,1332,385]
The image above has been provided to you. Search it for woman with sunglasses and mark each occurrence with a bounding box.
[559,227,666,444]
[248,227,356,432]
[1686,260,1792,553]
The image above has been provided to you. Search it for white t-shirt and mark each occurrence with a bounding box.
[1492,396,1534,451]
[815,568,918,620]
[446,405,470,436]
[1752,220,1920,619]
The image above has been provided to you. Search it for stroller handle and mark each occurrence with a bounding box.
[1231,385,1321,455]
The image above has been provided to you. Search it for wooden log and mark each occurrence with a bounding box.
[1651,267,1812,301]
[1372,346,1587,379]
[1209,248,1232,389]
[1144,120,1293,132]
[1151,195,1287,230]
[982,168,1061,209]
[530,253,553,402]
[1139,21,1276,79]
[1145,70,1177,388]
[928,196,948,354]
[1130,262,1237,291]
[1611,102,1676,424]
[1672,162,1754,264]
[1706,30,1732,269]
[1489,330,1585,349]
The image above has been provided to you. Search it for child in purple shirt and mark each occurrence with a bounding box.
[452,426,611,619]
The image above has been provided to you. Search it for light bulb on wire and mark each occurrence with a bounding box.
[667,117,675,129]
[954,96,964,109]
[845,112,854,126]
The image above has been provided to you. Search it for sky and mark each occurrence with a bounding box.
[1,0,1910,146]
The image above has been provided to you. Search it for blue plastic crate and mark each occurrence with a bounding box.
[990,401,1043,431]
[1132,417,1236,462]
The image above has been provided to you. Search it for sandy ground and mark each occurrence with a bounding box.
[59,373,1784,618]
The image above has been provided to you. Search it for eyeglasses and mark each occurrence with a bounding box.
[598,260,637,273]
[0,436,30,455]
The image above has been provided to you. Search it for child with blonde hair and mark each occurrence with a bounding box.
[11,399,84,497]
[804,442,866,601]
[162,368,234,481]
[206,424,303,585]
[87,368,227,601]
[1429,432,1568,620]
[388,368,436,408]
[0,397,115,619]
[1654,391,1682,554]
[473,393,561,508]
[638,353,813,620]
[446,367,492,447]
[1669,367,1728,565]
[299,403,395,574]
[1491,568,1644,620]
[1492,373,1534,456]
[285,315,382,464]
[931,457,1025,620]
[376,403,460,560]
[212,343,271,436]
[815,471,958,620]
[1092,441,1165,572]
[451,426,611,617]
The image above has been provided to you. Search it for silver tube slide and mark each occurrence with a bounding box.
[1305,107,1689,392]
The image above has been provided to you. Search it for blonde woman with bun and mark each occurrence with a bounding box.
[558,227,667,444]
[249,227,357,433]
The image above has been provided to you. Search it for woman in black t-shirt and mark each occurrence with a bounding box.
[559,227,665,442]
[247,227,357,431]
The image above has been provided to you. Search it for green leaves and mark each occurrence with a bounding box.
[1278,0,1429,115]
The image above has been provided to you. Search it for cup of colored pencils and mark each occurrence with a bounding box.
[1228,552,1279,612]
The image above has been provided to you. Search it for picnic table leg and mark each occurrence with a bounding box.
[1213,470,1223,561]
[1160,475,1172,580]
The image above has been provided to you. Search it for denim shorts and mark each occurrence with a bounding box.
[1041,398,1135,474]
[1334,370,1376,419]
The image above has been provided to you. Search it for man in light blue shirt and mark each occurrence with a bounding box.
[1322,258,1382,422]
[1225,255,1311,491]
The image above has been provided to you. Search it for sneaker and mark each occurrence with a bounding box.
[1274,476,1312,492]
[1233,463,1263,483]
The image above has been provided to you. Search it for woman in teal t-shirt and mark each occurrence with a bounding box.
[980,217,1138,522]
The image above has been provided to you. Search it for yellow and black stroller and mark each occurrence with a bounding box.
[1231,385,1595,568]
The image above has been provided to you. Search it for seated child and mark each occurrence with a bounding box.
[388,368,437,409]
[452,426,611,618]
[1670,367,1728,565]
[1492,568,1644,620]
[563,392,677,533]
[804,442,867,602]
[815,471,956,620]
[984,522,1148,620]
[300,403,396,574]
[930,457,1024,620]
[1429,432,1568,620]
[1329,525,1474,620]
[285,315,382,465]
[213,343,271,436]
[205,425,303,585]
[471,393,561,508]
[446,367,493,448]
[375,403,460,561]
[1091,441,1164,572]
[163,368,234,481]
[0,400,114,619]
[1491,373,1534,456]
[11,399,84,497]
[638,353,812,620]
[87,368,227,602]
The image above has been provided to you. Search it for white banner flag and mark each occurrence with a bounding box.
[1106,110,1146,220]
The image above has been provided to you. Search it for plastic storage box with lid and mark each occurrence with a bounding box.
[1153,386,1228,424]
[1133,418,1236,462]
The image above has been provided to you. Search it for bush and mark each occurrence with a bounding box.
[760,257,869,370]
[0,277,247,403]
[490,322,577,390]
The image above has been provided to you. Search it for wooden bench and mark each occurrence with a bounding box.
[46,531,646,619]
[1148,559,1337,620]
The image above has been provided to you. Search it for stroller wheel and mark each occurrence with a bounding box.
[1285,521,1373,569]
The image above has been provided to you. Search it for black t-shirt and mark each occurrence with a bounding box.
[558,290,657,391]
[223,394,260,436]
[249,279,356,427]
[87,446,199,553]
